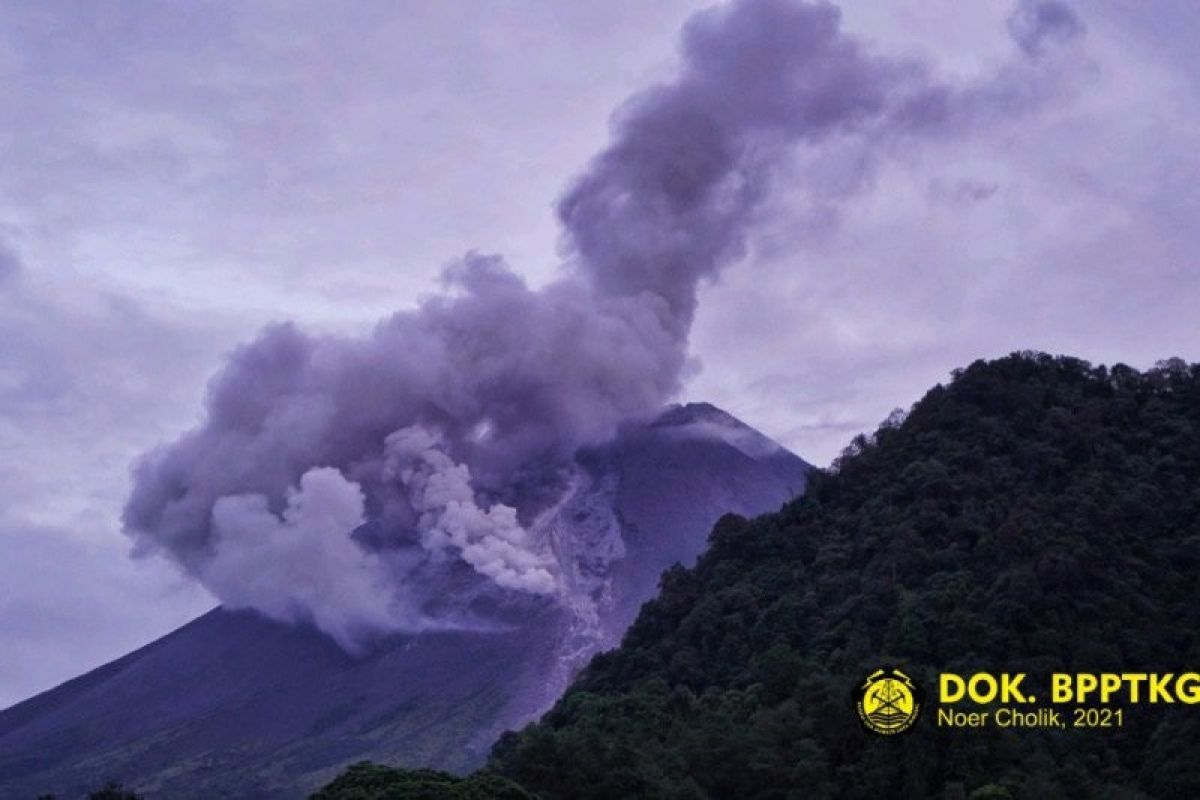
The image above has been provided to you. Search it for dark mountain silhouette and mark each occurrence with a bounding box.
[0,404,808,799]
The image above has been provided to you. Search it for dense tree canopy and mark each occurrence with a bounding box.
[323,353,1200,799]
[489,353,1200,799]
[311,762,532,800]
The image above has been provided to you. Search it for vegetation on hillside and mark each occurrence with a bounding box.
[37,780,144,800]
[310,761,533,800]
[323,353,1200,799]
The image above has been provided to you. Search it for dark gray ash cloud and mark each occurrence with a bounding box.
[122,0,1087,648]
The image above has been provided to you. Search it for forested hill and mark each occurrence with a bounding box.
[484,353,1200,799]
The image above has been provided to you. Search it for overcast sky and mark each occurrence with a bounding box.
[1,0,1197,708]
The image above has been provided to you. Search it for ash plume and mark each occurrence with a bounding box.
[204,467,403,651]
[123,0,1085,648]
[383,425,558,596]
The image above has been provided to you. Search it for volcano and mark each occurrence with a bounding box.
[0,403,809,799]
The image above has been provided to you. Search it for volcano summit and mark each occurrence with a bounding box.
[0,403,808,798]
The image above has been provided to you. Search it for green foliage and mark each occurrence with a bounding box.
[486,353,1200,799]
[310,761,533,800]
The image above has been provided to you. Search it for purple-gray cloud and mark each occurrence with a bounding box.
[0,243,19,286]
[3,0,1199,708]
[0,264,229,707]
[1008,0,1085,57]
[122,0,1088,648]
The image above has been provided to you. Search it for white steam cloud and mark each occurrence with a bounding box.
[205,468,405,651]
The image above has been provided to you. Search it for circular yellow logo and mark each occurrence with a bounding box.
[855,667,923,735]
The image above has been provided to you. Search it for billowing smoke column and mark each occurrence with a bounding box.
[382,426,557,596]
[123,0,1085,648]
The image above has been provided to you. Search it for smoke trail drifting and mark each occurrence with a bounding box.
[123,0,1085,647]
